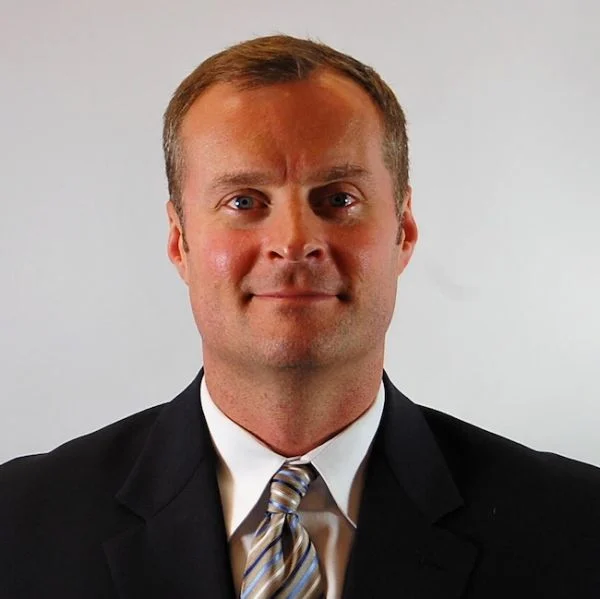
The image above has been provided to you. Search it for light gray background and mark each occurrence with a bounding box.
[1,0,598,466]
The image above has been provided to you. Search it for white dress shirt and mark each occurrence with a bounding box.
[200,376,385,599]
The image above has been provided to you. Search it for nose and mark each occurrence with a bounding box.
[265,195,326,263]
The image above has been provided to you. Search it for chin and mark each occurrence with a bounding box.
[254,336,347,370]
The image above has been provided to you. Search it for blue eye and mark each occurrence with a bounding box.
[230,196,255,210]
[329,192,354,207]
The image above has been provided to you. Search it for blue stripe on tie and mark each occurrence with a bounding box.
[241,550,284,599]
[268,499,294,514]
[272,542,312,597]
[272,478,304,497]
[242,532,283,577]
[255,515,273,536]
[279,469,309,491]
[287,555,319,599]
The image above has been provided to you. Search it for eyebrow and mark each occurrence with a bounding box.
[207,163,373,193]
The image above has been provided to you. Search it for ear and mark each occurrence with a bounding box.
[396,186,418,276]
[166,200,189,285]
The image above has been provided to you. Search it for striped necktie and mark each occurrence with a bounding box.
[240,463,325,599]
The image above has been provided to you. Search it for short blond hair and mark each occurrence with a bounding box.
[163,34,409,242]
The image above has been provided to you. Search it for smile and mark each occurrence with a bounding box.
[254,293,337,301]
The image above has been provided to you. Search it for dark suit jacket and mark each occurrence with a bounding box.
[1,370,599,598]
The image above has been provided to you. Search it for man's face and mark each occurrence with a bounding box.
[167,70,417,371]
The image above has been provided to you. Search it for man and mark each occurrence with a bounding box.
[1,35,599,599]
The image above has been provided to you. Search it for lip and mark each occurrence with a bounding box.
[253,291,338,300]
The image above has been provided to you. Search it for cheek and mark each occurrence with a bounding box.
[354,236,401,322]
[339,227,398,284]
[189,230,257,289]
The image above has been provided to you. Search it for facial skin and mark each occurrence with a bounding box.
[167,69,418,454]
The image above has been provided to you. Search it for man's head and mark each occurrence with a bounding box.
[165,35,417,373]
[164,35,410,251]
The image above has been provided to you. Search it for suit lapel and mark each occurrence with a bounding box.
[342,372,478,599]
[103,370,235,599]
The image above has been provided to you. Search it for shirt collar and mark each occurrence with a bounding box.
[200,375,385,537]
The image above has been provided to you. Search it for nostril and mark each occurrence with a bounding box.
[303,244,325,259]
[268,243,325,262]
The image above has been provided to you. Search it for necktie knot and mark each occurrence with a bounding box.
[241,462,324,598]
[267,463,317,515]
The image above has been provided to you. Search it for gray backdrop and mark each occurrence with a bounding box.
[1,0,598,465]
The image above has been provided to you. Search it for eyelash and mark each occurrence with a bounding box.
[226,192,357,211]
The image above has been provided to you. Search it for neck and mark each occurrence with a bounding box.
[202,352,384,457]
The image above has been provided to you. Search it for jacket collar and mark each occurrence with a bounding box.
[114,369,212,519]
[380,370,464,522]
[342,371,477,598]
[103,369,236,599]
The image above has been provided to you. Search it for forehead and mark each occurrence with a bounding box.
[179,70,386,185]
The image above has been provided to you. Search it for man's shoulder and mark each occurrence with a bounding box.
[419,403,600,516]
[0,397,182,595]
[404,403,600,593]
[0,402,166,511]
